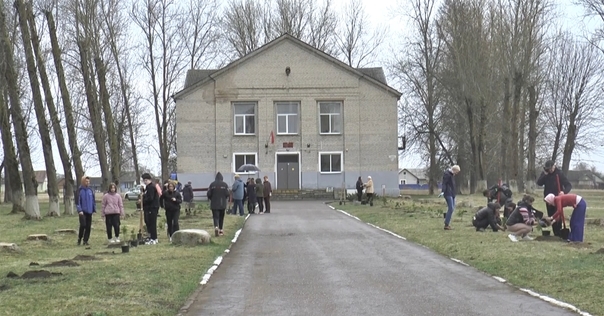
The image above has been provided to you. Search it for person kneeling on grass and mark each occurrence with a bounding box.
[544,193,587,243]
[506,195,537,242]
[473,203,505,232]
[102,183,125,244]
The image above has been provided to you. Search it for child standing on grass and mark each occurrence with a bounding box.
[160,182,182,242]
[102,183,125,244]
[76,176,96,246]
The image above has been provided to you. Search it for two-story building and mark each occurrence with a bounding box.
[173,34,402,195]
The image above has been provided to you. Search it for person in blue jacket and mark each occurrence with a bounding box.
[77,176,96,246]
[231,174,245,216]
[438,165,460,230]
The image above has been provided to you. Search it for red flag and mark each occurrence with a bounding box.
[270,131,275,144]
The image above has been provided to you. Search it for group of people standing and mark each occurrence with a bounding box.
[442,160,588,243]
[355,176,374,205]
[207,173,273,237]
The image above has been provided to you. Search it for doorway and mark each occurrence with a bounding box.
[276,153,300,190]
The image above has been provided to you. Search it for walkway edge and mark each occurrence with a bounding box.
[176,214,250,316]
[332,207,593,316]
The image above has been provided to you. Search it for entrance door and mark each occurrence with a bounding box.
[276,154,300,190]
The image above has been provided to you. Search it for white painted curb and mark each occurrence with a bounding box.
[331,205,592,316]
[199,214,250,285]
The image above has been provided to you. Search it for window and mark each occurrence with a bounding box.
[233,153,257,173]
[276,101,299,134]
[319,101,342,134]
[319,152,342,173]
[233,102,256,135]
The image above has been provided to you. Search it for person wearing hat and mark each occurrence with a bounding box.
[364,176,374,206]
[438,165,461,230]
[536,160,572,237]
[231,174,245,216]
[140,173,160,245]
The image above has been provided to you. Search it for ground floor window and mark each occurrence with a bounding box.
[233,153,257,173]
[319,152,342,173]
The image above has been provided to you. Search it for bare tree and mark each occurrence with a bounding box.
[544,32,604,173]
[394,0,444,194]
[0,0,39,218]
[222,0,271,58]
[336,0,386,67]
[27,2,76,215]
[178,0,220,69]
[44,9,85,188]
[131,0,184,180]
[0,79,24,213]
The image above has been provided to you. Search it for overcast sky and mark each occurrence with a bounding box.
[31,0,604,177]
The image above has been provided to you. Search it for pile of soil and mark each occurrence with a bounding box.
[94,251,116,255]
[43,260,79,268]
[73,255,100,261]
[567,242,591,249]
[0,284,9,292]
[534,236,564,242]
[7,270,63,279]
[593,248,604,254]
[29,262,39,266]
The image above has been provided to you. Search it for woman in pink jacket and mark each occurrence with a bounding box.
[102,183,125,244]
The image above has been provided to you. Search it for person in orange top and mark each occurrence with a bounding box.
[544,193,587,242]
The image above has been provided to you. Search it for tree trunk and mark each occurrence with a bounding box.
[28,5,74,215]
[476,97,487,192]
[15,0,60,216]
[509,71,523,192]
[517,90,528,192]
[526,86,537,194]
[0,1,39,219]
[465,97,478,194]
[94,57,120,186]
[76,39,110,191]
[0,87,23,212]
[500,77,511,184]
[44,10,84,190]
[428,118,438,195]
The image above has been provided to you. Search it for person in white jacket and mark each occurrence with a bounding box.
[364,176,374,206]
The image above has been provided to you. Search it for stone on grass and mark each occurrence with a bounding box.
[0,242,21,252]
[27,234,49,241]
[55,229,77,234]
[171,229,211,246]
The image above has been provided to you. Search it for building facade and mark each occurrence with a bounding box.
[173,35,402,195]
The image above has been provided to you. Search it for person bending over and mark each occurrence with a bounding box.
[473,203,505,232]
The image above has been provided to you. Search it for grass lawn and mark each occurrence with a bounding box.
[336,190,604,315]
[0,200,244,316]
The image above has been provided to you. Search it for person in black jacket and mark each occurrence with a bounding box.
[160,182,182,241]
[207,172,229,237]
[246,178,257,215]
[140,173,160,245]
[536,160,572,237]
[473,203,505,232]
[356,177,364,202]
[483,184,513,208]
[438,165,460,230]
[182,182,194,215]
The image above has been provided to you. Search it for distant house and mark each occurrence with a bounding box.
[398,168,428,185]
[16,170,49,193]
[566,170,604,190]
[87,172,141,192]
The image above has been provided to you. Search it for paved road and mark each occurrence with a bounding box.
[181,201,576,316]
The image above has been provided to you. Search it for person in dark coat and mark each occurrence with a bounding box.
[140,173,160,245]
[255,178,265,214]
[160,182,182,241]
[356,177,364,202]
[246,178,257,214]
[182,182,194,215]
[207,172,229,237]
[483,184,513,209]
[263,176,272,213]
[536,160,572,237]
[473,203,505,232]
[439,165,460,230]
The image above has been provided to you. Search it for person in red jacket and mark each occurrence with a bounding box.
[544,193,587,242]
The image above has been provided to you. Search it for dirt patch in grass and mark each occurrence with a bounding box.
[43,260,79,268]
[534,236,565,242]
[13,270,63,279]
[593,248,604,254]
[0,284,9,292]
[73,255,100,261]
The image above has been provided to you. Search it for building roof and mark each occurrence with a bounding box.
[173,34,402,99]
[566,170,604,184]
[399,168,427,180]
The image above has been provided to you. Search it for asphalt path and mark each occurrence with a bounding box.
[181,201,576,316]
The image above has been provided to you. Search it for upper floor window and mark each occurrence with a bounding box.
[276,101,299,135]
[319,101,342,134]
[233,102,256,135]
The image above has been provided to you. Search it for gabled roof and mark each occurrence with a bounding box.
[173,34,402,99]
[399,168,427,180]
[566,170,604,183]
